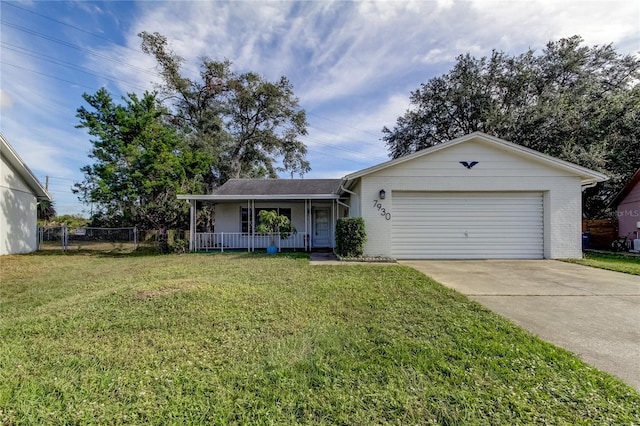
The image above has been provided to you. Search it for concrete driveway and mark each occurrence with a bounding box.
[400,260,640,391]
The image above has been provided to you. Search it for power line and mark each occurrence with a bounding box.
[4,5,391,146]
[307,111,382,138]
[3,5,203,77]
[1,20,157,76]
[307,123,385,153]
[45,176,78,182]
[300,134,387,163]
[2,63,382,169]
[0,61,97,90]
[304,146,373,167]
[3,5,393,173]
[3,2,143,55]
[4,6,391,155]
[1,43,149,92]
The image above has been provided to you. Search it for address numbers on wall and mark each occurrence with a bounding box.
[373,200,392,220]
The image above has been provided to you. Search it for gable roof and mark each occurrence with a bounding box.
[610,167,640,207]
[177,179,342,201]
[0,133,52,200]
[343,132,608,185]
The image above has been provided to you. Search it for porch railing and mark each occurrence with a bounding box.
[194,232,308,252]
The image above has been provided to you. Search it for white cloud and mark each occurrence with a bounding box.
[416,48,449,64]
[304,92,411,170]
[0,89,13,108]
[467,0,639,49]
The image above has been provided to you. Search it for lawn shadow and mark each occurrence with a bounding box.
[32,248,311,260]
[33,247,160,258]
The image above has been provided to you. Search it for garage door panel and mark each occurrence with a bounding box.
[392,192,543,259]
[394,217,541,226]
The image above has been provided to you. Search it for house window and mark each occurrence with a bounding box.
[241,208,250,233]
[240,208,292,233]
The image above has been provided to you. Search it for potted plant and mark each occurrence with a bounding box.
[255,210,297,254]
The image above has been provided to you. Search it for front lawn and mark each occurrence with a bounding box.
[1,252,638,424]
[565,252,640,275]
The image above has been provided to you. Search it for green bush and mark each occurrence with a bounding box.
[171,238,189,254]
[335,217,366,257]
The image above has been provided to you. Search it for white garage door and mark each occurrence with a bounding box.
[392,192,543,259]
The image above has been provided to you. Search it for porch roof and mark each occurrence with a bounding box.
[178,194,341,201]
[177,178,343,202]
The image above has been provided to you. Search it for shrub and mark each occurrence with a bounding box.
[336,217,366,257]
[255,210,296,246]
[171,238,189,254]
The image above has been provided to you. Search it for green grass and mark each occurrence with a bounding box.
[1,252,638,425]
[565,252,640,275]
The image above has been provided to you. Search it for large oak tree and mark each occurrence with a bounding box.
[382,36,640,217]
[139,31,310,188]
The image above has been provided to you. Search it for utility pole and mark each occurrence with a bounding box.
[45,175,49,191]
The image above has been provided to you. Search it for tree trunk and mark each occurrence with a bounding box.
[158,225,170,254]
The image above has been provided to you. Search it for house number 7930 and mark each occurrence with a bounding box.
[373,200,392,220]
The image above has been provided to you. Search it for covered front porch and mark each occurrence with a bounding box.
[178,195,348,252]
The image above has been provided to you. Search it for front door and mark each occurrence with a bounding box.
[313,208,330,247]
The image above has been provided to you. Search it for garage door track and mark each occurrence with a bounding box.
[401,260,640,391]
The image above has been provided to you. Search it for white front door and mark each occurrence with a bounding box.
[313,208,330,247]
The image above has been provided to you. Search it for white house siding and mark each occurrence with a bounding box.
[358,139,583,259]
[0,152,39,255]
[348,180,361,217]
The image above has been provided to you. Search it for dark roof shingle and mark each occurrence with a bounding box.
[214,179,342,196]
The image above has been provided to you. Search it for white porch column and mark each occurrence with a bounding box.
[189,199,196,251]
[332,199,336,249]
[250,199,255,252]
[304,199,308,251]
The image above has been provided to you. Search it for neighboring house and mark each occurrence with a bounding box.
[1,134,52,255]
[179,132,607,259]
[611,167,640,238]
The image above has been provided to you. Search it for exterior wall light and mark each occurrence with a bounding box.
[379,189,386,199]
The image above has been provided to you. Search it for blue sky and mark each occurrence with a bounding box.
[1,1,638,215]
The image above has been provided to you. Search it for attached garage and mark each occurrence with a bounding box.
[342,132,608,260]
[392,191,543,259]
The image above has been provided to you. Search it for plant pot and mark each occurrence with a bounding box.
[266,245,278,254]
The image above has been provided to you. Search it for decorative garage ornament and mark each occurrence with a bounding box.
[459,161,479,169]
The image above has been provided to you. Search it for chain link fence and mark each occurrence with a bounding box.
[39,227,138,252]
[38,227,189,252]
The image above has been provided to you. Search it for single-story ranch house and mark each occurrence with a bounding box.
[179,132,608,259]
[1,133,52,255]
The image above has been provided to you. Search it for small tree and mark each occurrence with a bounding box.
[335,217,366,257]
[255,210,296,246]
[74,88,211,253]
[37,200,56,225]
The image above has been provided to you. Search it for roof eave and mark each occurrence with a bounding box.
[177,194,341,201]
[1,133,52,201]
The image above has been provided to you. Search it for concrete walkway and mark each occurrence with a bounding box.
[400,260,640,391]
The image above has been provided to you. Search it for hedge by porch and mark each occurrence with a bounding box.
[335,217,366,257]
